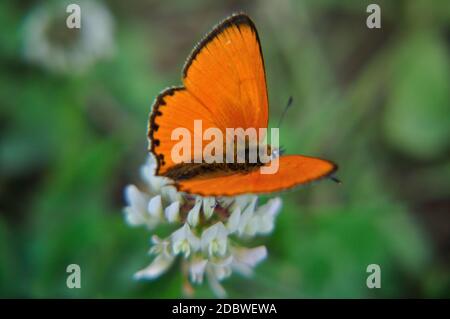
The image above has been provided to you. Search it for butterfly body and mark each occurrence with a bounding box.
[147,13,338,196]
[164,162,261,181]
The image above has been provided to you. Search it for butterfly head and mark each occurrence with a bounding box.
[270,146,281,160]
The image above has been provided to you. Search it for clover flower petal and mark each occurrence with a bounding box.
[123,184,149,226]
[134,254,175,280]
[164,201,180,223]
[171,224,200,258]
[231,246,267,277]
[202,197,216,219]
[226,207,241,234]
[189,258,208,284]
[201,222,228,258]
[187,198,202,227]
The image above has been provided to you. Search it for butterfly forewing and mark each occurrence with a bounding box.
[182,14,268,130]
[148,14,269,176]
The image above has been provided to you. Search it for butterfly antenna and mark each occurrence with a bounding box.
[329,175,342,184]
[276,96,293,128]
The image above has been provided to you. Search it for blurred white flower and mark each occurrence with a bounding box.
[124,156,185,229]
[201,222,228,258]
[124,187,164,229]
[171,223,201,258]
[189,258,208,284]
[187,198,202,227]
[231,246,267,277]
[206,266,227,298]
[202,197,216,219]
[123,185,149,226]
[226,207,241,233]
[164,201,180,222]
[124,155,282,297]
[134,236,174,280]
[202,247,267,297]
[148,235,170,256]
[208,255,233,281]
[22,1,115,74]
[147,194,163,217]
[134,253,175,280]
[237,196,258,236]
[252,198,282,234]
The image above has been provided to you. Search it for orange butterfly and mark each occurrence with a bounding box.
[148,13,338,196]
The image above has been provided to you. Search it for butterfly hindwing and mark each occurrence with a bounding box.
[176,155,337,196]
[148,87,218,175]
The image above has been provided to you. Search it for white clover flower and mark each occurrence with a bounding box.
[189,258,208,284]
[206,266,227,298]
[161,186,183,204]
[123,187,164,229]
[202,197,216,219]
[171,224,201,258]
[164,201,180,223]
[187,198,202,227]
[147,195,163,218]
[123,156,185,229]
[148,235,171,256]
[125,155,282,297]
[201,222,228,258]
[22,0,114,74]
[237,196,258,236]
[231,246,267,277]
[226,207,241,234]
[134,253,175,280]
[123,185,150,226]
[207,255,233,281]
[252,198,282,234]
[134,236,174,280]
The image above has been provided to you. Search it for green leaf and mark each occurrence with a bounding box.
[383,31,450,160]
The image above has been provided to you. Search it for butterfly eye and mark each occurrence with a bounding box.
[271,148,281,159]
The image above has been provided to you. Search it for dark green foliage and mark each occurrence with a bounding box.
[0,0,448,298]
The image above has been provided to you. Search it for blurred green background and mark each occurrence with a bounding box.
[1,0,449,298]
